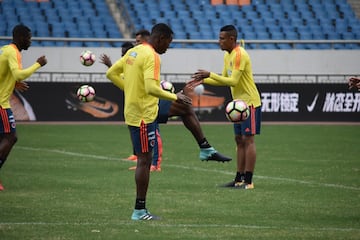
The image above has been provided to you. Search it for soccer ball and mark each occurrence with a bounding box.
[225,99,250,122]
[77,85,96,102]
[80,50,96,66]
[160,80,175,93]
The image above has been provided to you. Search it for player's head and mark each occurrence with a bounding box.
[135,29,150,45]
[219,25,238,52]
[149,23,173,55]
[12,24,32,50]
[121,41,134,56]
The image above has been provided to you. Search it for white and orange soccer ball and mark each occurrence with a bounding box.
[225,99,250,122]
[77,85,96,102]
[80,50,96,66]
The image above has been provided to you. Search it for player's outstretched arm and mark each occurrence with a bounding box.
[12,55,47,81]
[192,69,210,81]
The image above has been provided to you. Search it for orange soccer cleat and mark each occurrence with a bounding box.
[126,155,138,161]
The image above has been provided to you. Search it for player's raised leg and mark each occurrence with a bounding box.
[167,100,231,162]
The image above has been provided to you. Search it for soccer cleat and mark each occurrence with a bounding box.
[131,209,161,221]
[220,180,254,189]
[129,165,161,172]
[221,180,238,187]
[0,181,4,191]
[150,165,161,172]
[125,155,137,161]
[234,182,254,190]
[128,166,136,170]
[200,147,232,162]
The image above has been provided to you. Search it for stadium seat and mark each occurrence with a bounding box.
[2,0,358,49]
[0,0,122,47]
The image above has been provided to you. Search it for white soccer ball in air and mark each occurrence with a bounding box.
[77,84,96,102]
[80,50,96,66]
[194,84,204,95]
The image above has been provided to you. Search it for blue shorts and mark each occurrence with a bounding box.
[157,100,172,124]
[0,107,16,134]
[233,105,261,136]
[128,121,157,154]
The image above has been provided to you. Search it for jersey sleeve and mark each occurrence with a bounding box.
[8,48,41,81]
[106,57,125,90]
[204,70,242,87]
[204,48,243,87]
[145,78,177,101]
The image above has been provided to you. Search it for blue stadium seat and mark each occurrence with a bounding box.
[242,32,256,40]
[284,32,299,40]
[0,0,122,47]
[341,32,355,40]
[2,0,357,49]
[256,32,270,40]
[135,0,357,48]
[271,32,285,40]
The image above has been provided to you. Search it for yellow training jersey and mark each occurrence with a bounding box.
[205,45,261,107]
[106,43,177,127]
[0,44,40,109]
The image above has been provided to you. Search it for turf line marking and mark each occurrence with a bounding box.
[0,222,359,233]
[16,146,360,191]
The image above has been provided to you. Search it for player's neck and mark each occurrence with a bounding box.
[11,42,21,51]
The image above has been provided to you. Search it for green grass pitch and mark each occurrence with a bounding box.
[0,123,359,240]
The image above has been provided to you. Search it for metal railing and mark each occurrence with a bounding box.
[1,36,360,49]
[25,72,355,84]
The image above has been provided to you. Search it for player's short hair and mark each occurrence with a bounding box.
[220,25,238,39]
[12,24,31,39]
[135,29,150,38]
[122,41,134,49]
[151,23,173,39]
[121,41,134,56]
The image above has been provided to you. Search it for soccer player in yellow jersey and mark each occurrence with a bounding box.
[106,23,193,220]
[191,25,262,190]
[102,30,232,173]
[0,24,47,191]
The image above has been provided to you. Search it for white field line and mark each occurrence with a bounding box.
[2,146,359,233]
[0,221,359,233]
[16,146,360,191]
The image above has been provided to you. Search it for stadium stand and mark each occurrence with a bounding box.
[0,0,122,47]
[0,0,359,49]
[121,0,360,49]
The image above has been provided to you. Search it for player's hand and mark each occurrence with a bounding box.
[192,69,210,81]
[348,77,360,90]
[176,91,192,106]
[37,55,47,66]
[15,81,29,92]
[100,54,112,68]
[182,82,194,96]
[186,78,203,89]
